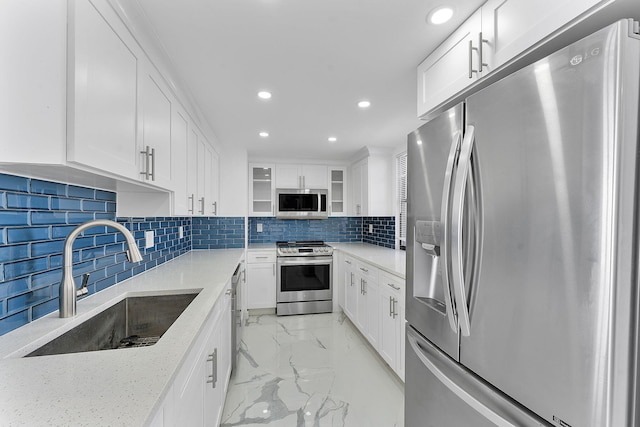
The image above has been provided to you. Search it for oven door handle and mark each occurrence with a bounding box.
[277,256,333,265]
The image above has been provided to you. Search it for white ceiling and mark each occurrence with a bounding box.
[133,0,484,161]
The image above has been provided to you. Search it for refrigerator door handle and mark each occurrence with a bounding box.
[407,329,516,427]
[440,131,462,333]
[451,125,475,336]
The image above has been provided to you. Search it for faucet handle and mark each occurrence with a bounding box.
[76,273,90,298]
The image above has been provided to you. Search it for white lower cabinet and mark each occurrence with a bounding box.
[338,252,405,380]
[343,256,357,320]
[379,272,405,381]
[154,282,232,426]
[246,249,277,309]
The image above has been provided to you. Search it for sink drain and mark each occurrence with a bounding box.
[117,335,160,349]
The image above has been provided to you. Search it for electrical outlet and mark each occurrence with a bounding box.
[257,223,263,233]
[145,230,154,249]
[178,226,184,239]
[368,224,373,233]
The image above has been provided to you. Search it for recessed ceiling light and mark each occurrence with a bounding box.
[259,131,269,137]
[328,137,337,143]
[417,140,423,145]
[427,6,454,25]
[257,91,272,99]
[357,100,371,108]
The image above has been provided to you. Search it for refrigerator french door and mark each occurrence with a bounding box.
[406,19,640,427]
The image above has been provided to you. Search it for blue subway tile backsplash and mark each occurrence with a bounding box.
[363,217,396,249]
[192,217,245,249]
[0,172,399,337]
[0,173,193,336]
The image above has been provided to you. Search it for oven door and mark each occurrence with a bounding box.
[277,256,333,303]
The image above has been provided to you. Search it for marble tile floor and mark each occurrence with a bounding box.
[221,312,404,427]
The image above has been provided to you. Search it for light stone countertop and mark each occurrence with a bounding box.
[0,249,244,426]
[329,242,406,279]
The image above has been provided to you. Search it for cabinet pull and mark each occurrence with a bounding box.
[360,267,368,273]
[199,197,205,215]
[149,147,155,181]
[468,33,489,79]
[392,297,398,319]
[468,40,476,78]
[362,279,367,295]
[256,256,269,259]
[386,283,401,291]
[389,296,393,317]
[356,204,361,215]
[188,194,195,214]
[345,260,352,264]
[350,272,354,286]
[478,32,488,72]
[206,348,218,388]
[212,201,217,215]
[140,146,152,179]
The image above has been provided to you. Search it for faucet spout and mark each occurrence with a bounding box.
[59,220,143,318]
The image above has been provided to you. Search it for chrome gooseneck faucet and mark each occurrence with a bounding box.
[59,219,143,318]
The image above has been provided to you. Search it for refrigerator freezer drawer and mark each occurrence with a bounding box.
[405,327,549,427]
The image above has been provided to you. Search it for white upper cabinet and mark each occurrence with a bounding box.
[67,0,140,179]
[417,10,483,118]
[350,149,392,217]
[139,66,172,188]
[417,0,609,118]
[481,0,602,70]
[275,164,328,189]
[171,108,189,215]
[329,167,347,216]
[249,163,275,216]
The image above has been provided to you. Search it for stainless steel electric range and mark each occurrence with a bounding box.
[276,241,333,315]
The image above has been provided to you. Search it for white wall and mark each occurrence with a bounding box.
[219,146,248,216]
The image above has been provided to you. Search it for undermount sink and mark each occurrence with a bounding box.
[26,292,199,357]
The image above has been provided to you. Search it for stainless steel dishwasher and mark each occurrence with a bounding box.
[231,262,244,373]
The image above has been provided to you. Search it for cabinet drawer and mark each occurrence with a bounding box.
[356,262,378,282]
[343,255,357,268]
[380,271,404,301]
[247,250,276,264]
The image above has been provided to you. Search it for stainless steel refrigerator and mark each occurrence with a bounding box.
[405,19,640,427]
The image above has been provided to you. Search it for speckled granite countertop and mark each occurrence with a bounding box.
[0,249,244,426]
[329,242,406,279]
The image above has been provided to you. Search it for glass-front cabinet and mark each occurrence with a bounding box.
[249,163,275,216]
[329,167,347,216]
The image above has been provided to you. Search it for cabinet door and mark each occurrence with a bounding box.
[417,9,482,117]
[482,0,602,71]
[351,161,363,216]
[249,164,275,216]
[365,280,379,349]
[204,144,214,215]
[301,165,328,188]
[275,164,300,188]
[67,0,139,179]
[247,263,276,309]
[196,138,206,215]
[209,149,220,216]
[171,109,189,215]
[186,129,198,215]
[139,68,172,188]
[329,168,347,216]
[203,315,223,427]
[355,275,368,332]
[343,258,357,320]
[379,286,398,369]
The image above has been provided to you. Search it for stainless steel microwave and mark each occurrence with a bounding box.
[276,189,328,219]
